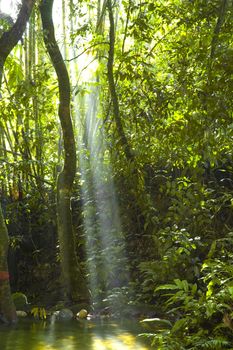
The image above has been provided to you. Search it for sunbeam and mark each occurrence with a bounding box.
[74,75,129,311]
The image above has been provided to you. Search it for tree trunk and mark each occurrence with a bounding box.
[107,0,133,162]
[210,0,228,59]
[0,0,36,324]
[106,0,160,259]
[0,204,17,324]
[40,0,89,302]
[0,0,36,86]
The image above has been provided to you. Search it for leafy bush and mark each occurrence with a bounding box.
[140,242,233,349]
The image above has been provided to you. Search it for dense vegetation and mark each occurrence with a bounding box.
[0,0,233,348]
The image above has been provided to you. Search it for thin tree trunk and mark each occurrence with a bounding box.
[106,0,160,258]
[210,0,228,59]
[40,0,89,302]
[0,0,35,86]
[0,205,17,324]
[107,0,133,162]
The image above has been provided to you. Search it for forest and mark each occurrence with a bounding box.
[0,0,233,349]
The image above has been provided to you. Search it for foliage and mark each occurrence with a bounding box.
[31,307,47,320]
[140,237,233,348]
[12,292,28,310]
[0,0,232,342]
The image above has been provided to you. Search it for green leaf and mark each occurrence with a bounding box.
[174,279,189,291]
[140,318,172,328]
[207,240,217,259]
[228,286,233,296]
[155,284,180,292]
[171,318,187,333]
[191,283,197,295]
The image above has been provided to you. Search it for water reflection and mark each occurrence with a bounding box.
[0,320,149,350]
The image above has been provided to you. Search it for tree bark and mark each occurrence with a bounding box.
[0,205,17,324]
[0,0,35,86]
[107,0,134,162]
[40,0,89,302]
[0,0,36,324]
[106,0,160,259]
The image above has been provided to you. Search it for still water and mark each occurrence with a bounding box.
[0,319,150,350]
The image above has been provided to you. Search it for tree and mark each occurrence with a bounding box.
[0,0,36,323]
[0,207,16,323]
[40,0,89,302]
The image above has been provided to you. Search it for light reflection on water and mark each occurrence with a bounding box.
[0,320,150,350]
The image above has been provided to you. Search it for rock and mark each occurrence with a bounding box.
[16,310,27,318]
[55,308,73,321]
[122,303,159,319]
[53,311,60,318]
[76,309,88,319]
[50,301,66,312]
[70,303,90,314]
[0,314,9,324]
[99,306,111,316]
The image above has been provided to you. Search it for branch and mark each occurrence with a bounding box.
[0,157,53,186]
[146,20,183,58]
[65,41,109,62]
[0,0,36,88]
[0,147,21,158]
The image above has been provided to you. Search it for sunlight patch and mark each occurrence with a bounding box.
[0,0,19,19]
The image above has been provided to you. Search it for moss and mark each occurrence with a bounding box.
[12,292,28,310]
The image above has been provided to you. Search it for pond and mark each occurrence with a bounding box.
[0,319,151,350]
